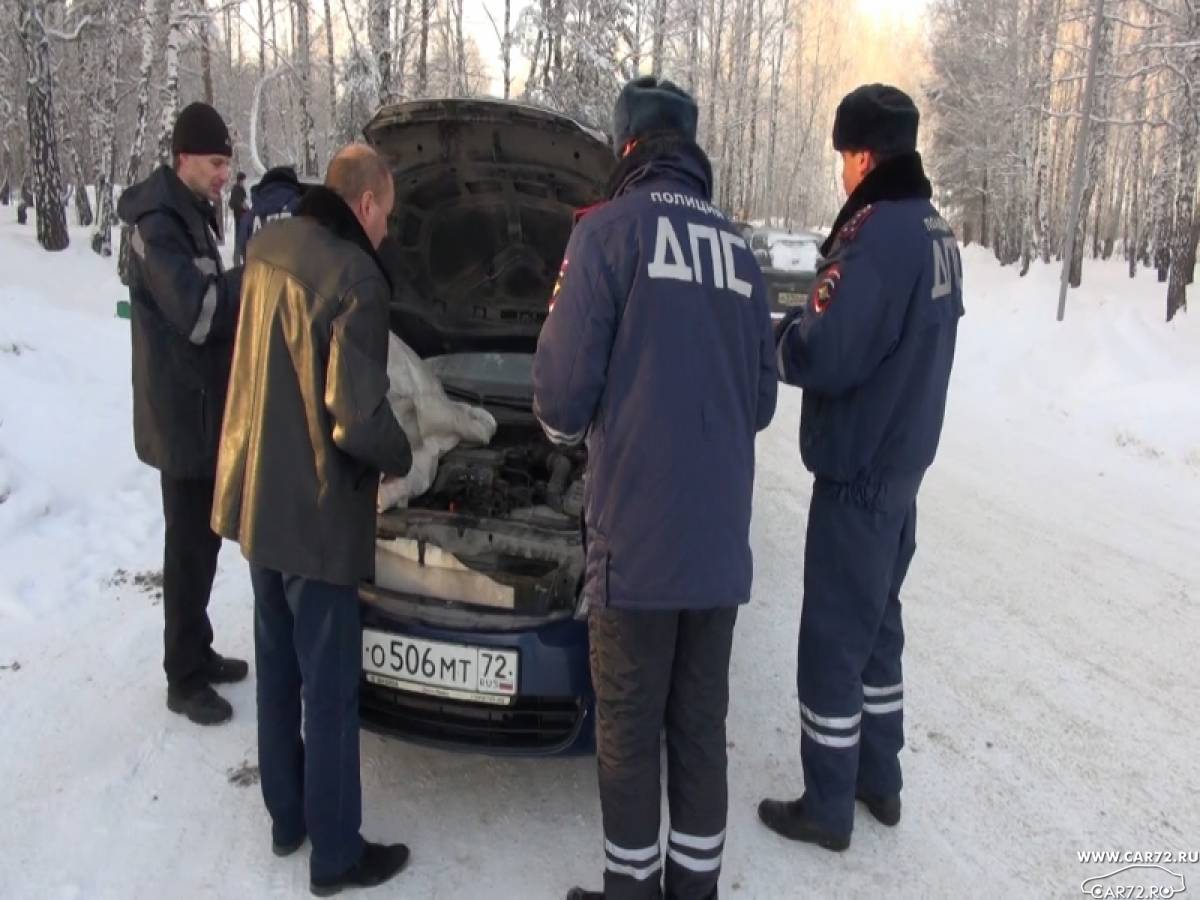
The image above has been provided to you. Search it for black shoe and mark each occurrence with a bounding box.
[273,833,307,858]
[310,842,410,897]
[166,684,233,725]
[758,797,851,851]
[566,890,603,900]
[856,790,902,827]
[203,652,249,684]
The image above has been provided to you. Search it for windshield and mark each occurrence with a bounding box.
[427,353,534,399]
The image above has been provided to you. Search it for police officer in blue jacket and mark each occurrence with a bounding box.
[758,84,964,851]
[234,164,307,264]
[534,77,777,900]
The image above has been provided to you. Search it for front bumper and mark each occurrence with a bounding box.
[358,583,595,756]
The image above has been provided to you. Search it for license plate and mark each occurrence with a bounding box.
[362,629,518,706]
[778,291,807,307]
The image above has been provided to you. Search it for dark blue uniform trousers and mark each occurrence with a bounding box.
[591,607,738,900]
[250,565,365,881]
[798,478,918,836]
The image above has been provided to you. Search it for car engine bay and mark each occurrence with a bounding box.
[408,428,586,526]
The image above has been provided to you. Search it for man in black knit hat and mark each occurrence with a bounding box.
[537,76,777,900]
[759,84,964,850]
[117,101,247,726]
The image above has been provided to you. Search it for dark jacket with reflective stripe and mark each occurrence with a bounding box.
[212,186,412,586]
[532,140,778,612]
[118,165,243,478]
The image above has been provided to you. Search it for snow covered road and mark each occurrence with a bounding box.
[1,228,1197,898]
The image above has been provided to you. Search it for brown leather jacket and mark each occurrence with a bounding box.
[212,186,412,586]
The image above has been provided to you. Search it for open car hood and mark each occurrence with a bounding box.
[364,99,613,357]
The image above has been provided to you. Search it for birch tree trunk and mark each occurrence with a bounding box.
[1166,9,1200,319]
[324,0,338,140]
[118,0,157,281]
[417,0,430,96]
[92,0,123,256]
[157,0,183,166]
[370,0,392,102]
[295,0,318,176]
[16,0,69,251]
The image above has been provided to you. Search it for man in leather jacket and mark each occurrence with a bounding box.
[212,143,412,896]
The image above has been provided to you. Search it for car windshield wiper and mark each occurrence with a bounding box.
[443,383,532,411]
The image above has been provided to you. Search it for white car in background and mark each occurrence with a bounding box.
[748,228,823,319]
[752,229,822,273]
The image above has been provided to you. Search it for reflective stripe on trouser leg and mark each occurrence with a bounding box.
[798,482,910,835]
[858,500,916,799]
[664,608,737,900]
[605,839,663,884]
[590,607,678,900]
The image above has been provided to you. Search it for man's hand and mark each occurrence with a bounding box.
[774,306,805,344]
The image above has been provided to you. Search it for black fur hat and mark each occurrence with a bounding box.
[832,84,919,157]
[612,76,699,153]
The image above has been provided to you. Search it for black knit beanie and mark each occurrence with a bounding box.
[171,102,233,157]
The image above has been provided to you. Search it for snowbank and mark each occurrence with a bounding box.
[1,221,1197,898]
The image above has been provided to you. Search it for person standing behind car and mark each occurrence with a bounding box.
[229,172,248,264]
[535,76,778,900]
[234,164,306,263]
[212,143,413,897]
[758,84,964,852]
[116,101,247,727]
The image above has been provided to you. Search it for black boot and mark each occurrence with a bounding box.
[203,651,249,684]
[757,797,851,851]
[166,684,233,725]
[273,833,307,858]
[565,890,604,900]
[856,791,902,827]
[310,842,410,897]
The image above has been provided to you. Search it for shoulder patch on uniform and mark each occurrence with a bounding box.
[838,204,876,245]
[811,263,842,315]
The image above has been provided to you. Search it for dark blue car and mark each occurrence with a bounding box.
[356,99,614,755]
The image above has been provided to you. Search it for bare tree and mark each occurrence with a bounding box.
[444,0,465,95]
[502,0,513,99]
[16,0,69,250]
[651,0,668,77]
[156,0,184,165]
[323,0,338,141]
[1165,5,1198,320]
[199,0,215,104]
[396,0,413,96]
[370,0,393,102]
[293,0,318,175]
[91,0,123,256]
[762,0,790,218]
[257,0,269,164]
[417,0,430,95]
[1068,8,1113,288]
[118,0,158,281]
